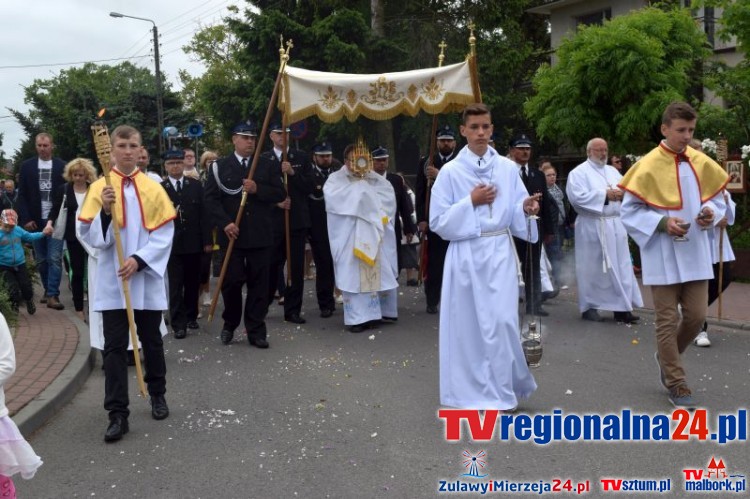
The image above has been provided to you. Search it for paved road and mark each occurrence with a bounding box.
[17,285,750,498]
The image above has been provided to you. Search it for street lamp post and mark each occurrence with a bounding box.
[110,12,165,159]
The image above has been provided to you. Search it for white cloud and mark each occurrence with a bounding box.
[0,0,234,156]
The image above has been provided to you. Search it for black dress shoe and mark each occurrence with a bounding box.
[104,416,129,442]
[150,395,169,420]
[220,329,234,345]
[406,279,418,286]
[528,307,550,317]
[582,309,605,322]
[349,324,367,333]
[382,316,398,322]
[541,289,559,301]
[174,329,187,339]
[614,311,640,324]
[320,309,333,318]
[284,314,306,324]
[249,337,269,349]
[426,305,438,314]
[186,321,200,329]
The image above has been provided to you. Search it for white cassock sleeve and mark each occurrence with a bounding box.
[566,168,607,216]
[620,193,664,248]
[429,186,481,241]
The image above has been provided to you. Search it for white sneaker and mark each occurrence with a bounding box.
[694,331,711,347]
[335,294,344,305]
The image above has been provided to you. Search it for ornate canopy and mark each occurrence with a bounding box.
[278,60,479,124]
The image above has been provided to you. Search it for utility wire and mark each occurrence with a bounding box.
[0,54,151,70]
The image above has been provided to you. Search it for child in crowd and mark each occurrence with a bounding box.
[0,312,44,496]
[0,209,53,314]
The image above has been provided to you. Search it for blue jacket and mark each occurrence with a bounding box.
[0,227,45,267]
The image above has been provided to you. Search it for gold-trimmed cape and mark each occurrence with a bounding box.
[78,168,176,230]
[618,143,729,210]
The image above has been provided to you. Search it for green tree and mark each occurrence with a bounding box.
[525,7,709,153]
[0,132,7,170]
[10,62,191,165]
[183,0,548,162]
[696,0,750,147]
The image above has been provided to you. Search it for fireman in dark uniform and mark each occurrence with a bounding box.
[371,146,417,274]
[260,123,314,324]
[161,148,211,339]
[204,121,286,348]
[414,125,459,314]
[307,142,337,318]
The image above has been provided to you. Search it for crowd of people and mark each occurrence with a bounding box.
[0,100,737,495]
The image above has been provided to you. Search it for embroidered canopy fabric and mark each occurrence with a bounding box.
[279,60,478,123]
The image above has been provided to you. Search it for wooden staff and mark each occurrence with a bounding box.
[717,190,728,320]
[718,224,725,319]
[281,113,292,287]
[91,121,147,398]
[467,22,482,103]
[417,40,447,285]
[209,37,293,322]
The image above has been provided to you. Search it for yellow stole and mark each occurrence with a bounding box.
[78,168,176,230]
[618,143,729,210]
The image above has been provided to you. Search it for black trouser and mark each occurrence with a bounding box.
[67,238,87,312]
[212,248,224,278]
[168,252,202,331]
[424,231,449,308]
[514,237,542,313]
[704,261,732,331]
[308,222,335,312]
[0,265,33,308]
[267,228,306,317]
[102,309,166,420]
[222,246,270,341]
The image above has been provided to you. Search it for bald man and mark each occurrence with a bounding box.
[566,138,642,324]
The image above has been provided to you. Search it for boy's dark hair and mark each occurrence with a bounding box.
[662,102,697,125]
[110,125,142,145]
[461,103,491,124]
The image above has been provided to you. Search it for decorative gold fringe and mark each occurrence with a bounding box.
[280,91,476,124]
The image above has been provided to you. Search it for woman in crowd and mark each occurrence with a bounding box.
[46,158,97,322]
[198,151,218,311]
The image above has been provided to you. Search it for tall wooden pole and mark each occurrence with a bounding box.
[418,40,447,285]
[208,37,293,322]
[281,113,292,287]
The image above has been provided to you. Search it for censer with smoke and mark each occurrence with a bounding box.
[519,215,543,367]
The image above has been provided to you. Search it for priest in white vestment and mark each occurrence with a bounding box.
[430,103,540,410]
[324,143,398,333]
[566,138,643,324]
[619,102,728,409]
